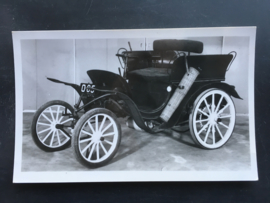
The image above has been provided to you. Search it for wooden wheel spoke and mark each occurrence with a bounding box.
[212,125,216,144]
[96,143,100,160]
[198,109,209,117]
[104,140,113,146]
[215,123,224,139]
[37,127,51,134]
[50,131,56,146]
[58,116,64,124]
[81,130,93,136]
[101,122,113,134]
[211,93,215,113]
[219,115,231,119]
[197,122,209,135]
[218,122,229,129]
[88,143,96,160]
[95,115,99,132]
[204,99,211,114]
[56,106,60,121]
[79,137,92,144]
[49,107,55,122]
[56,130,61,146]
[37,122,51,126]
[218,103,229,115]
[99,116,107,132]
[87,120,96,134]
[41,113,53,123]
[42,130,53,142]
[215,95,224,113]
[81,140,94,154]
[195,118,209,123]
[59,129,70,140]
[203,124,212,143]
[60,118,73,125]
[102,132,115,137]
[100,142,108,155]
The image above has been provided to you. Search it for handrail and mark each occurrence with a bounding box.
[227,51,237,71]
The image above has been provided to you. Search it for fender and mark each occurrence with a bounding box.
[87,69,132,97]
[160,82,242,129]
[190,82,243,100]
[47,77,81,95]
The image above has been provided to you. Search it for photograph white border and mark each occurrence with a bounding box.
[13,27,257,183]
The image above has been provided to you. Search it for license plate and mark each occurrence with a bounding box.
[80,83,95,93]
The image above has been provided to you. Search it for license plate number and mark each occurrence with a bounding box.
[80,83,95,93]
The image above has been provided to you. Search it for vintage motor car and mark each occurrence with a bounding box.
[31,39,241,168]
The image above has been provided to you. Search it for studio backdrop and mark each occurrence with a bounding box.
[21,36,249,115]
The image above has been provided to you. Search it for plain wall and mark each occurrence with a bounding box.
[21,40,37,110]
[36,39,75,107]
[21,37,249,114]
[222,37,249,114]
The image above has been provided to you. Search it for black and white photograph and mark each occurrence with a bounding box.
[13,27,257,182]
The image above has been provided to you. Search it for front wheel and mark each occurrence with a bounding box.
[189,89,236,149]
[31,100,75,152]
[72,108,121,168]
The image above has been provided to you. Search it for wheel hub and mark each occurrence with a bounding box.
[55,123,63,129]
[92,131,102,143]
[209,112,218,125]
[50,121,57,130]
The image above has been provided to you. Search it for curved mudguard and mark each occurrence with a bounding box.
[159,82,242,129]
[47,70,132,97]
[47,77,81,95]
[192,82,242,100]
[87,70,132,97]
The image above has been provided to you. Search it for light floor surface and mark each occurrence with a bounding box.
[21,113,250,171]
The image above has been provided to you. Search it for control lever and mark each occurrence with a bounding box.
[128,41,132,51]
[118,67,122,76]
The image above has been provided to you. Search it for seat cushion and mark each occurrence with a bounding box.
[128,68,171,82]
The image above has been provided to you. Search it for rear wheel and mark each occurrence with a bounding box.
[31,100,75,152]
[72,108,121,168]
[189,89,236,149]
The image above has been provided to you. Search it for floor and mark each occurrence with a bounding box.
[21,113,251,171]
